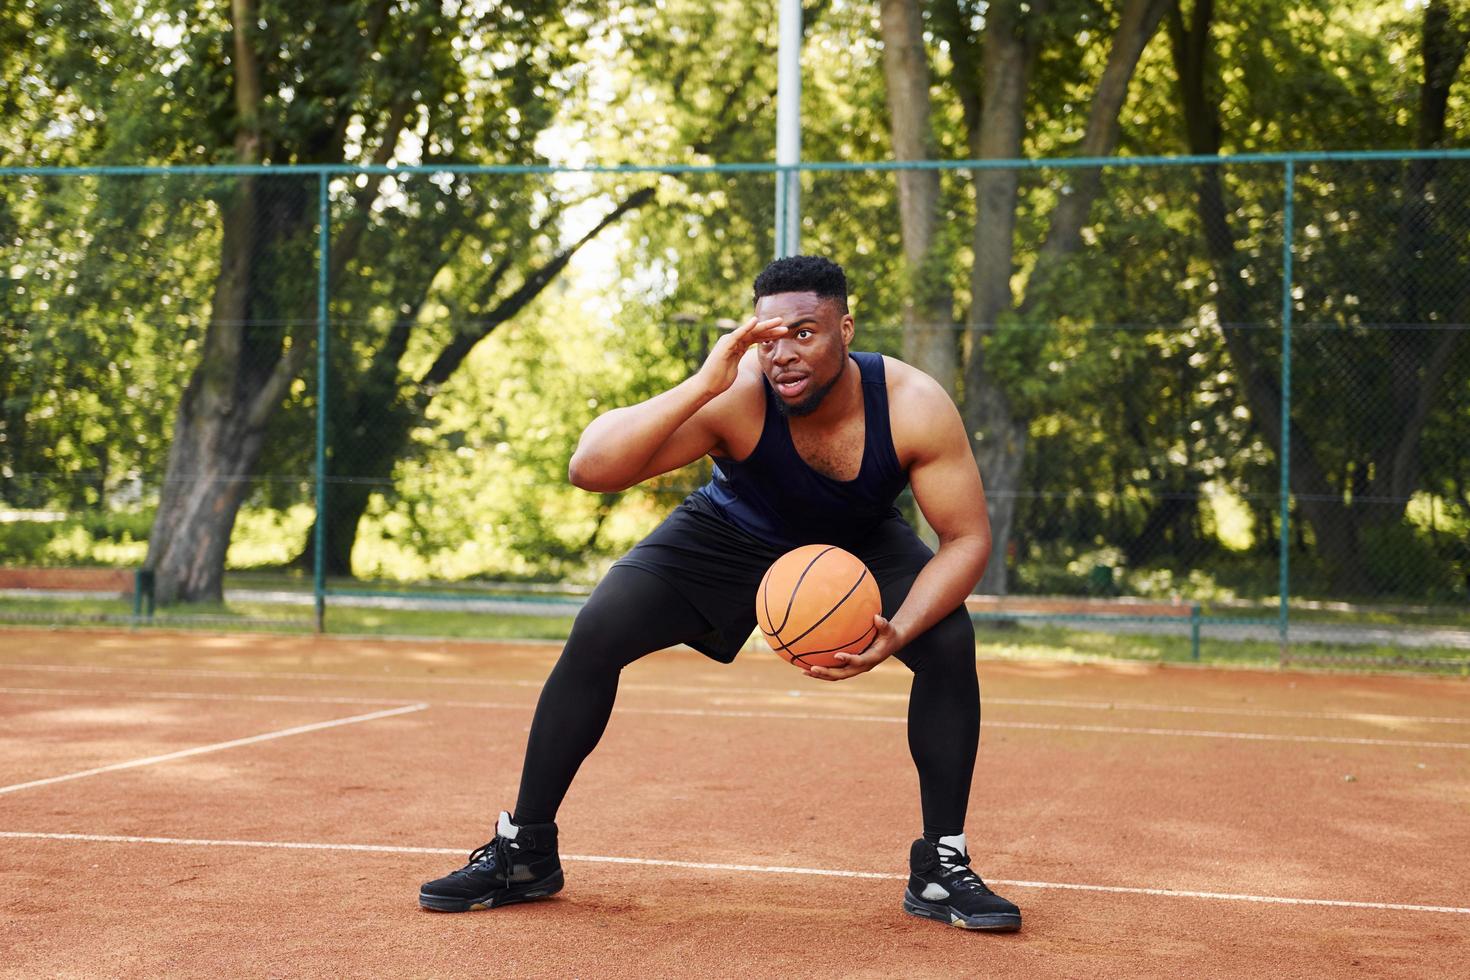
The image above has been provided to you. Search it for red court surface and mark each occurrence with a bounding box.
[1,627,1467,978]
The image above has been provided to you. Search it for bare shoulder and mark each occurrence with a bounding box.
[882,355,951,403]
[882,356,966,464]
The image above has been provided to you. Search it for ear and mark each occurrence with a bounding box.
[841,313,855,346]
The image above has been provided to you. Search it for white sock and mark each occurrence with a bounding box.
[497,810,519,840]
[938,833,967,854]
[937,833,968,869]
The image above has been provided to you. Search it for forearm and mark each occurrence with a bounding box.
[568,375,714,492]
[887,534,989,648]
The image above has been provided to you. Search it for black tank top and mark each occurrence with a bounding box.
[691,351,908,549]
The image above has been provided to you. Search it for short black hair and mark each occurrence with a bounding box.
[752,255,849,313]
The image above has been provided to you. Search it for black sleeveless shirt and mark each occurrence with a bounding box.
[690,351,909,550]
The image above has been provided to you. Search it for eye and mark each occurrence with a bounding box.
[796,329,813,340]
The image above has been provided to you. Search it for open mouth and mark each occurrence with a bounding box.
[773,373,810,399]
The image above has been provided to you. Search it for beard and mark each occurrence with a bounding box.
[774,354,847,418]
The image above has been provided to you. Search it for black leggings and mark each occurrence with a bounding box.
[513,565,980,839]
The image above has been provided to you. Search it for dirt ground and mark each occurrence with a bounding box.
[2,628,1467,978]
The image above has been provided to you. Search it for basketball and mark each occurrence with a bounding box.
[756,544,882,668]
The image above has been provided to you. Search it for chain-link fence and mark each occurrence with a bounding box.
[2,155,1467,667]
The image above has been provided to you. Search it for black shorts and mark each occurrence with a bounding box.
[613,494,936,663]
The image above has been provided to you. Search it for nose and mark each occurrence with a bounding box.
[768,338,799,365]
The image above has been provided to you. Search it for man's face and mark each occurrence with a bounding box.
[753,291,855,417]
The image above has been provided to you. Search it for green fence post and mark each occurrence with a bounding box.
[1191,604,1201,662]
[1278,158,1295,665]
[314,171,329,633]
[132,568,154,625]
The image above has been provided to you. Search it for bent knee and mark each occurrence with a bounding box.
[556,599,643,674]
[896,607,975,674]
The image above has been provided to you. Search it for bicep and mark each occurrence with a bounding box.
[629,365,763,486]
[906,400,990,545]
[629,413,722,486]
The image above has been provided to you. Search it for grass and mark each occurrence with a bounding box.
[0,595,577,641]
[972,622,1470,674]
[320,606,576,640]
[1253,606,1470,629]
[1202,598,1470,629]
[219,569,594,597]
[2,594,1467,675]
[248,572,1467,628]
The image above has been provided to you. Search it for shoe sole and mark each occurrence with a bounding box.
[902,890,1022,932]
[419,870,565,913]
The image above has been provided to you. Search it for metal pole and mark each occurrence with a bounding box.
[774,0,802,258]
[314,172,329,633]
[1278,159,1295,664]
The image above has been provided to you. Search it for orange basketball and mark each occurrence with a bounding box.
[756,544,882,668]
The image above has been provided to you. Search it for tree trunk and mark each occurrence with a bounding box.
[1167,0,1371,590]
[146,396,273,603]
[879,0,956,393]
[146,183,310,601]
[957,0,1041,595]
[929,0,1162,594]
[145,1,312,603]
[1372,0,1470,513]
[141,2,486,600]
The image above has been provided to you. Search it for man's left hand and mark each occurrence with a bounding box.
[803,615,903,682]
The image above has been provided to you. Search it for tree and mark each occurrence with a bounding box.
[2,6,214,520]
[879,0,957,392]
[1168,0,1470,593]
[883,0,1170,592]
[300,178,654,577]
[10,1,652,599]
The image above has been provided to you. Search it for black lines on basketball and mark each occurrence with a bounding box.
[766,545,835,637]
[774,568,870,649]
[786,621,879,665]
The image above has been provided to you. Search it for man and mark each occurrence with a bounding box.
[419,255,1021,932]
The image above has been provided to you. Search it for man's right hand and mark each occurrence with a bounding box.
[694,315,787,397]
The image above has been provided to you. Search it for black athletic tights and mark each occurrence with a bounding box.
[512,565,981,839]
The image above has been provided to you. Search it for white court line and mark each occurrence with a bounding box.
[984,720,1470,750]
[0,686,408,707]
[433,699,1470,749]
[2,831,1466,916]
[2,683,1465,750]
[0,703,427,795]
[985,697,1470,726]
[3,661,1467,726]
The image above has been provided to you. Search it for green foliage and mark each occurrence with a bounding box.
[1,171,218,513]
[339,285,674,582]
[2,594,1463,673]
[0,510,152,566]
[3,0,1468,611]
[1358,520,1459,598]
[0,521,53,562]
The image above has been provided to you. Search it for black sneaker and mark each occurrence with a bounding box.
[902,835,1022,931]
[419,811,564,912]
